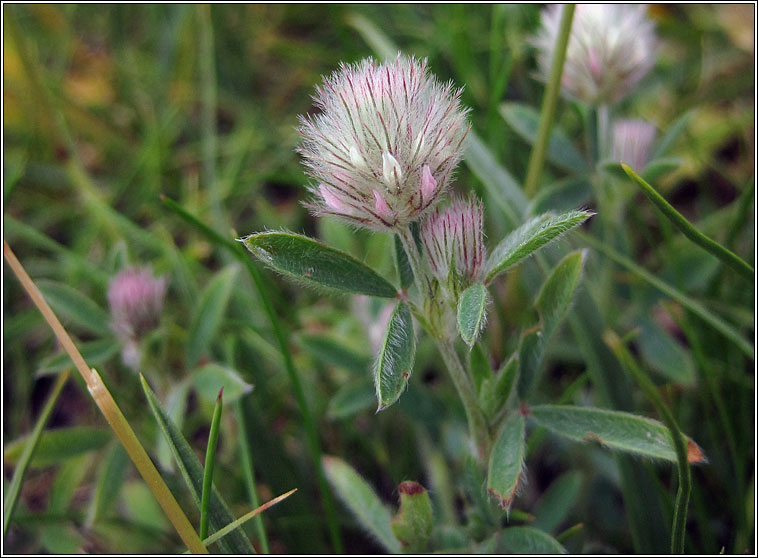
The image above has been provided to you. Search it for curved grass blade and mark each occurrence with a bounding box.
[36,280,111,335]
[622,163,753,280]
[200,389,224,541]
[141,375,254,554]
[242,231,397,298]
[161,196,343,552]
[3,369,70,536]
[578,231,754,359]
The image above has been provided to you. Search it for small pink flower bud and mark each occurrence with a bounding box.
[420,165,438,201]
[299,55,470,231]
[373,190,395,223]
[420,195,485,284]
[320,183,351,214]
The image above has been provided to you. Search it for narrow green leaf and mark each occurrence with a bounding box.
[486,211,593,283]
[500,526,567,554]
[487,414,526,511]
[3,370,69,535]
[529,405,706,464]
[242,231,397,298]
[500,103,587,173]
[87,443,129,526]
[622,163,754,280]
[192,363,253,405]
[578,231,754,359]
[327,378,376,420]
[344,12,398,61]
[4,426,110,468]
[457,283,489,347]
[493,355,519,414]
[36,280,111,335]
[637,318,695,386]
[186,266,238,369]
[532,471,583,534]
[200,389,224,541]
[298,334,372,373]
[49,453,92,513]
[37,338,120,376]
[156,380,191,472]
[394,234,414,290]
[140,375,255,554]
[375,301,415,411]
[322,455,401,553]
[536,250,586,337]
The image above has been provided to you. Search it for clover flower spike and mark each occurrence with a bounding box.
[298,55,470,231]
[612,119,657,172]
[108,266,168,341]
[420,194,485,285]
[533,4,657,105]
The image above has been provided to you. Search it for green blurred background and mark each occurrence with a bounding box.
[3,4,754,554]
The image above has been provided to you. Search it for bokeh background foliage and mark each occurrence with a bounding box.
[3,4,754,554]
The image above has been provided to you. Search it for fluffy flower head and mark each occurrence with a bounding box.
[298,55,470,231]
[108,266,168,340]
[420,194,485,285]
[533,4,657,105]
[612,119,657,171]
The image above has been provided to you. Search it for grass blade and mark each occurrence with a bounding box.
[3,369,70,536]
[200,388,224,541]
[578,231,754,359]
[3,241,208,554]
[141,375,254,554]
[161,195,344,552]
[622,163,753,280]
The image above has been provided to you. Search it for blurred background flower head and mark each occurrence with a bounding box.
[533,4,657,105]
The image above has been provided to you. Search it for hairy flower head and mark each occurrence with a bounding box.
[298,55,470,231]
[420,194,485,286]
[612,119,657,171]
[533,4,657,105]
[108,267,167,341]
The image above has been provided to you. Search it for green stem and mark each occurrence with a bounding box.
[604,331,692,554]
[3,368,71,536]
[524,4,575,198]
[200,389,223,541]
[622,164,754,281]
[397,226,428,298]
[160,196,343,552]
[235,400,270,553]
[436,339,490,461]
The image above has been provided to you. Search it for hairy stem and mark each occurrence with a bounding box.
[397,226,428,298]
[436,338,491,461]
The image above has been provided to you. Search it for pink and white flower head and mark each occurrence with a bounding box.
[108,266,168,341]
[612,119,657,171]
[533,4,657,105]
[298,55,470,231]
[420,195,485,285]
